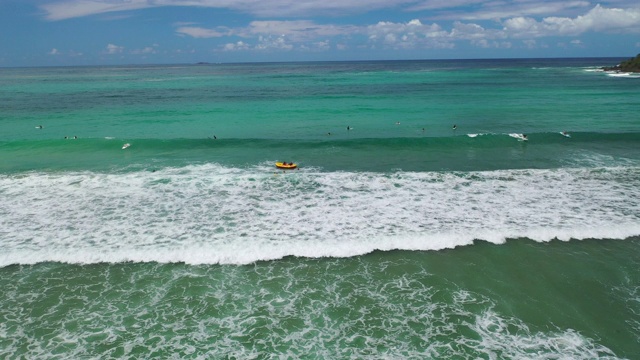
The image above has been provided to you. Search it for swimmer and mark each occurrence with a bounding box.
[347,126,351,130]
[452,124,457,130]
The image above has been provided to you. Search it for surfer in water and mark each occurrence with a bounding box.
[452,124,457,130]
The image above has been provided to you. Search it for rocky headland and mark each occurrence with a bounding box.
[602,54,640,73]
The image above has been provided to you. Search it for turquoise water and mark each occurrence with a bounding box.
[1,58,639,358]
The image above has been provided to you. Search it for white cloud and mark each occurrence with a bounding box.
[255,35,294,51]
[185,4,640,54]
[41,0,152,21]
[502,5,640,38]
[220,36,296,52]
[105,43,124,54]
[47,48,84,57]
[176,26,228,38]
[450,21,494,40]
[450,1,591,21]
[38,0,640,29]
[367,19,453,49]
[41,2,638,56]
[131,45,158,54]
[40,0,411,20]
[177,20,356,43]
[470,39,512,49]
[242,21,355,41]
[223,41,251,51]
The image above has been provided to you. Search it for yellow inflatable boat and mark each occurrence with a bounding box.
[275,162,297,170]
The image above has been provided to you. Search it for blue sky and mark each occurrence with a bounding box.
[1,0,639,66]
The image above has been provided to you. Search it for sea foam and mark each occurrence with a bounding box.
[1,164,639,266]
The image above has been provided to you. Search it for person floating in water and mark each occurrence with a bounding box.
[347,126,351,130]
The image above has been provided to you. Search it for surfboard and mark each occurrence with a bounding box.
[122,143,130,149]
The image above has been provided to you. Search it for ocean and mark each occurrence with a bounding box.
[1,58,639,359]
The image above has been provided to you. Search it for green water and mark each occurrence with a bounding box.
[1,58,639,358]
[1,238,638,358]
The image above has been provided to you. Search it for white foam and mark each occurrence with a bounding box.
[606,72,640,79]
[470,310,618,359]
[1,165,639,266]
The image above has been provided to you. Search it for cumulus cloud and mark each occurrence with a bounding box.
[221,36,297,52]
[503,5,640,37]
[40,2,640,57]
[48,48,60,55]
[223,41,251,51]
[255,35,294,50]
[367,19,453,49]
[176,4,640,53]
[105,43,124,54]
[181,20,359,52]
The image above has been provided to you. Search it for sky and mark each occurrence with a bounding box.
[1,0,639,66]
